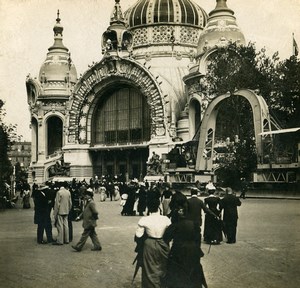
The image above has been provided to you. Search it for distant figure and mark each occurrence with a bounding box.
[239,178,248,199]
[22,188,31,209]
[220,187,242,244]
[205,180,216,194]
[72,189,102,252]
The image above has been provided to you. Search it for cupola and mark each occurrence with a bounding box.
[196,0,245,57]
[101,0,133,57]
[39,10,77,96]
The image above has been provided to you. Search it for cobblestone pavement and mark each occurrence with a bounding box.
[0,196,299,288]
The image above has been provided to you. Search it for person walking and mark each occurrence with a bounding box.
[134,198,171,287]
[53,182,72,245]
[72,189,102,252]
[220,187,242,244]
[163,206,208,288]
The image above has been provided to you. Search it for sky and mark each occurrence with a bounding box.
[0,0,300,141]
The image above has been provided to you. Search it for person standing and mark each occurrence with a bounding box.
[34,186,54,244]
[220,187,242,244]
[134,198,171,287]
[239,178,248,199]
[72,189,102,252]
[53,182,72,245]
[203,191,223,245]
[186,188,217,246]
[161,183,172,216]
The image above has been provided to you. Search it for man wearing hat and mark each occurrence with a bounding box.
[220,187,242,244]
[72,188,102,252]
[53,182,72,245]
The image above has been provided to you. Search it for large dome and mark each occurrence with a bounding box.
[125,0,207,28]
[124,0,208,59]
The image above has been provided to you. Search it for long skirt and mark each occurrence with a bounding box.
[142,238,170,288]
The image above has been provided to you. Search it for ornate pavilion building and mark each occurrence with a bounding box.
[26,0,277,184]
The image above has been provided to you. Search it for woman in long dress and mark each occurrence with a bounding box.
[163,206,208,288]
[203,191,223,244]
[134,198,171,287]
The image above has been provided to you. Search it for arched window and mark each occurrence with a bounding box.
[47,116,63,155]
[31,117,38,162]
[93,87,151,145]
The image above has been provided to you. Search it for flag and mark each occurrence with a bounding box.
[293,34,299,56]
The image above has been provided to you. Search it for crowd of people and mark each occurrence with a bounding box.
[132,180,242,288]
[12,176,243,287]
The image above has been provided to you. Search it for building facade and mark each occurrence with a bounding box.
[27,0,290,184]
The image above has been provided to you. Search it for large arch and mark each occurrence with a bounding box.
[68,57,166,145]
[195,89,272,171]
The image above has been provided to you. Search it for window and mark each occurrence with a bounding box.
[94,87,151,144]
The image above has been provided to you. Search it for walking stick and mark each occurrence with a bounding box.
[207,243,212,254]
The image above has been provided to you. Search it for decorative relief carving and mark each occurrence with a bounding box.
[69,58,166,142]
[180,27,199,45]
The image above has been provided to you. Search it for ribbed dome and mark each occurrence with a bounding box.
[125,0,207,28]
[39,11,77,90]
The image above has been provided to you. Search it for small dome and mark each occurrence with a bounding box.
[196,0,245,57]
[125,0,207,28]
[39,11,77,88]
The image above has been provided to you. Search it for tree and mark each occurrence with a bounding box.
[0,99,22,189]
[271,56,300,128]
[198,42,300,185]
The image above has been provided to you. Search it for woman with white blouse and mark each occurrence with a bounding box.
[134,198,171,287]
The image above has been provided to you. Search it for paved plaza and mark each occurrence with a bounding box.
[0,195,299,288]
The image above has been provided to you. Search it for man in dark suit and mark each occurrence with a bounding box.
[220,187,242,244]
[186,188,217,245]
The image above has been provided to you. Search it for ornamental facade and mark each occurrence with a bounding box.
[27,0,272,184]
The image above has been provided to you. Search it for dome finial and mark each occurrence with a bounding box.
[110,0,125,24]
[56,9,60,23]
[53,9,63,37]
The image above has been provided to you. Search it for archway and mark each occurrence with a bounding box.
[46,116,63,156]
[195,89,272,171]
[90,85,151,180]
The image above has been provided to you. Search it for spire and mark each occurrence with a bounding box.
[110,0,125,25]
[50,9,67,51]
[209,0,234,16]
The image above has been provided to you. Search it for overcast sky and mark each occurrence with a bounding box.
[0,0,299,141]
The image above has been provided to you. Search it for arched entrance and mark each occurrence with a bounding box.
[47,116,63,156]
[91,85,151,180]
[195,89,272,171]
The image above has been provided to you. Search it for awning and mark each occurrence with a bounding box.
[258,127,300,136]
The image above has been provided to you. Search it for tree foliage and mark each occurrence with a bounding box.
[0,100,22,186]
[199,42,300,185]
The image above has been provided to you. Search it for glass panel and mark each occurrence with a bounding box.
[93,87,151,145]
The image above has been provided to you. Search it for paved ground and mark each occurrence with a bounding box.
[0,195,300,288]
